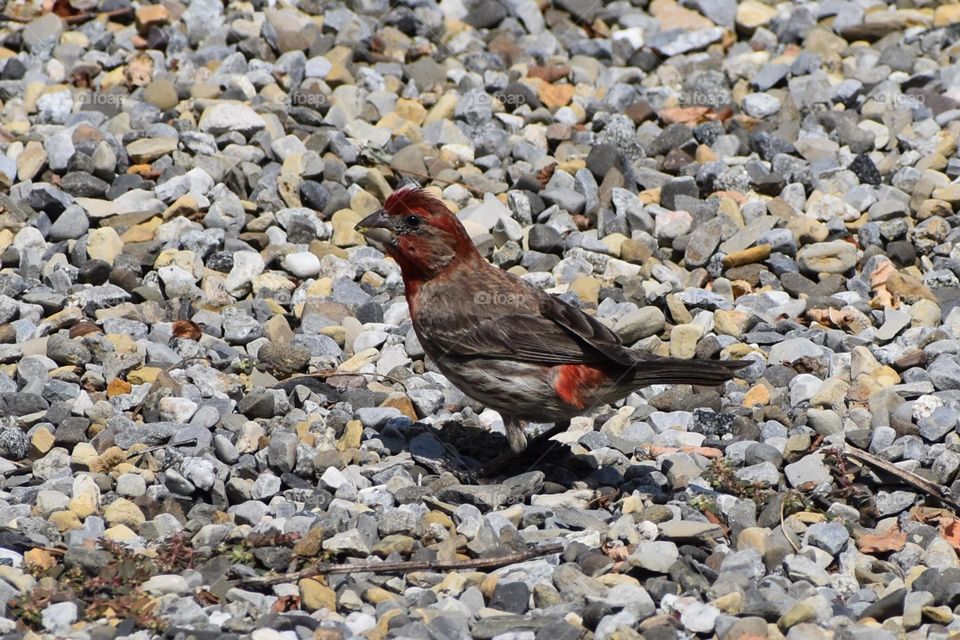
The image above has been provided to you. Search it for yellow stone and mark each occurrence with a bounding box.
[121,217,161,243]
[49,510,83,532]
[154,248,199,273]
[104,333,138,353]
[68,493,98,520]
[394,98,428,125]
[17,140,47,181]
[324,46,355,84]
[650,0,715,29]
[365,587,402,604]
[934,4,960,26]
[424,92,458,125]
[423,511,453,529]
[30,428,55,456]
[23,80,45,113]
[300,578,336,611]
[360,271,385,288]
[377,112,421,141]
[712,591,743,614]
[338,348,379,373]
[569,275,601,306]
[99,67,126,91]
[350,190,380,216]
[696,144,717,163]
[136,3,169,29]
[601,233,628,256]
[71,443,98,468]
[337,420,363,451]
[87,227,124,265]
[620,495,644,514]
[480,573,498,600]
[24,548,56,571]
[669,323,703,359]
[106,378,133,398]
[936,131,957,158]
[103,497,146,528]
[743,384,771,408]
[433,572,467,596]
[922,606,954,623]
[786,216,829,245]
[932,184,960,204]
[737,0,778,29]
[372,534,415,556]
[305,277,333,298]
[163,194,199,219]
[104,524,139,542]
[0,229,13,255]
[6,120,29,135]
[331,209,364,247]
[128,367,162,384]
[714,309,749,337]
[736,527,768,552]
[381,393,417,420]
[811,379,849,408]
[536,82,575,109]
[874,365,901,387]
[793,511,825,524]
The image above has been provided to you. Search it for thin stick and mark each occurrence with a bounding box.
[126,438,198,459]
[839,445,960,513]
[275,370,409,391]
[780,498,800,553]
[391,168,487,197]
[236,543,563,587]
[2,7,132,23]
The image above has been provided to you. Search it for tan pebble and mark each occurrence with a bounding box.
[300,578,336,612]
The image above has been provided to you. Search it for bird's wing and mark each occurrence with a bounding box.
[415,288,635,367]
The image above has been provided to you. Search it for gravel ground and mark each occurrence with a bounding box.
[1,0,960,638]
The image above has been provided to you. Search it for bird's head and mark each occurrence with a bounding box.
[355,186,480,281]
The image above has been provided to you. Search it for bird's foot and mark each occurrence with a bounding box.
[471,420,572,480]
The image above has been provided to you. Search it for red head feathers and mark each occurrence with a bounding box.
[355,185,480,286]
[382,185,453,218]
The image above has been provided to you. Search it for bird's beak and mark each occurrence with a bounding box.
[355,209,396,250]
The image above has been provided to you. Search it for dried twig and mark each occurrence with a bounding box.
[391,167,486,196]
[780,498,800,553]
[236,543,563,587]
[126,438,198,459]
[839,445,960,513]
[2,6,132,23]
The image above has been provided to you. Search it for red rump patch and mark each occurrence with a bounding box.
[553,364,609,410]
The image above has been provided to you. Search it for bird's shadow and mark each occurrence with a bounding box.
[380,419,614,489]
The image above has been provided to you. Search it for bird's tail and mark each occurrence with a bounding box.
[630,356,750,388]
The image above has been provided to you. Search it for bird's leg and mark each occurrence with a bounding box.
[505,417,528,453]
[474,419,572,479]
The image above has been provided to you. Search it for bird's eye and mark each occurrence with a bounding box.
[405,215,422,228]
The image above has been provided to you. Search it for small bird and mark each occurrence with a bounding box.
[356,186,748,460]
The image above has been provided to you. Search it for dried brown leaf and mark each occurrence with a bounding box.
[857,528,907,553]
[172,320,202,341]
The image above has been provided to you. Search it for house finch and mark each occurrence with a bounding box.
[356,186,748,457]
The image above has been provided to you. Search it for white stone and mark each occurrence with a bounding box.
[742,92,781,118]
[282,251,321,278]
[198,102,266,135]
[224,251,265,297]
[158,397,199,422]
